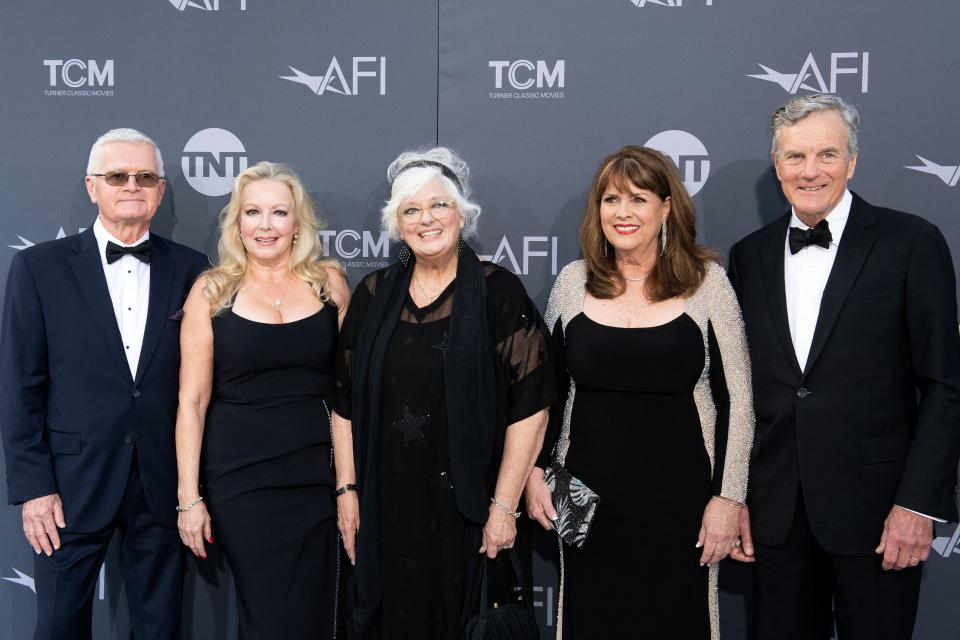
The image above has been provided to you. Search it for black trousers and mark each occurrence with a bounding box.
[754,490,921,640]
[33,454,182,640]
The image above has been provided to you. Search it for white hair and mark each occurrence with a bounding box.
[771,94,860,156]
[86,128,164,176]
[380,147,482,241]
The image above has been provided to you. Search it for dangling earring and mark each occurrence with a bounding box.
[292,231,299,246]
[398,243,412,267]
[660,220,668,256]
[457,236,465,255]
[602,240,608,258]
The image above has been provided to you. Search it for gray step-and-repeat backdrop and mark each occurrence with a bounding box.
[1,1,957,638]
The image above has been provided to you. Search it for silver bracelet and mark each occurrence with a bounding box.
[490,497,520,519]
[176,496,204,512]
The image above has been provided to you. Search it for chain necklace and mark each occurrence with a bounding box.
[622,272,650,282]
[253,275,292,308]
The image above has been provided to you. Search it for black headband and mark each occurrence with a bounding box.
[391,160,463,194]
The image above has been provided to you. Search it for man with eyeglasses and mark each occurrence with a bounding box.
[0,128,208,639]
[726,94,960,639]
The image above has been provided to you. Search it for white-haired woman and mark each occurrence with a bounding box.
[175,161,349,638]
[330,148,556,638]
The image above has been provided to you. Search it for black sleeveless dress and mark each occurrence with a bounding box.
[203,306,339,639]
[561,312,712,639]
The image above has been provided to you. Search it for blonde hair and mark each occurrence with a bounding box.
[203,161,342,316]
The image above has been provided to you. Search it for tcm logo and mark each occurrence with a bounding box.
[904,155,959,187]
[43,60,114,97]
[182,128,248,197]
[645,130,710,197]
[479,236,559,276]
[932,524,960,558]
[748,52,869,94]
[168,0,246,10]
[319,229,390,269]
[280,57,386,96]
[630,0,712,6]
[488,60,565,100]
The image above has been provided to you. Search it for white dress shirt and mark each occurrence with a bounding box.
[782,191,941,523]
[783,189,852,373]
[92,217,150,379]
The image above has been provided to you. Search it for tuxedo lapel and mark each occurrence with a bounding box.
[802,194,879,379]
[760,213,803,378]
[68,229,132,383]
[134,237,174,385]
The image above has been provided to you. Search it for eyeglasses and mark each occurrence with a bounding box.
[777,151,849,167]
[90,171,164,187]
[399,200,457,223]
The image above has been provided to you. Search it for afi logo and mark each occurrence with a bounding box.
[748,52,869,94]
[181,128,248,197]
[8,227,76,251]
[318,229,390,260]
[479,236,559,276]
[904,155,959,187]
[168,0,246,10]
[280,57,386,96]
[44,60,113,88]
[3,565,107,598]
[645,130,710,197]
[489,60,565,90]
[931,524,960,558]
[630,0,713,6]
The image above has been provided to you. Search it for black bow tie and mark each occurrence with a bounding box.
[105,240,152,264]
[788,219,832,254]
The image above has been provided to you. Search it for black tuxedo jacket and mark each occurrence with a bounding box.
[1,227,207,532]
[728,193,960,554]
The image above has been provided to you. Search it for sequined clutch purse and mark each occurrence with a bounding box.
[543,464,599,549]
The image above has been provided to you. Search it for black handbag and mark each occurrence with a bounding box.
[463,550,539,640]
[543,463,599,549]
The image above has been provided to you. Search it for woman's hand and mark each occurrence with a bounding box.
[696,497,742,565]
[177,501,212,560]
[524,467,557,530]
[337,491,360,566]
[480,504,518,559]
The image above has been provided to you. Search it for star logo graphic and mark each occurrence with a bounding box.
[8,227,70,251]
[932,524,960,558]
[904,155,960,187]
[1,568,36,594]
[279,61,352,96]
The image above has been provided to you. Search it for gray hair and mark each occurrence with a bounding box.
[381,147,482,241]
[87,128,164,176]
[770,94,860,156]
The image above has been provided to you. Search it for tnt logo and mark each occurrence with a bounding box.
[168,0,246,10]
[645,130,710,197]
[280,57,386,96]
[489,60,565,90]
[43,60,113,88]
[181,128,248,197]
[748,52,869,94]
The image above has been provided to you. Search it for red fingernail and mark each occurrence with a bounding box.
[208,536,213,543]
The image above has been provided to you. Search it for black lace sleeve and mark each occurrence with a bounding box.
[484,265,558,429]
[330,272,377,420]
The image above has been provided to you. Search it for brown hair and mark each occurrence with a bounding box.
[580,145,715,301]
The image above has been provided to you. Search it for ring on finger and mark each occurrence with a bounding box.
[733,539,742,548]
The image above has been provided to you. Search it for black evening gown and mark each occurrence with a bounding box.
[202,306,339,639]
[561,312,712,639]
[334,263,556,640]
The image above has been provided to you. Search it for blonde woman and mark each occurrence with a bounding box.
[175,161,349,638]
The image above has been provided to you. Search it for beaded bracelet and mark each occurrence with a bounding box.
[490,497,520,519]
[713,495,744,509]
[176,496,203,513]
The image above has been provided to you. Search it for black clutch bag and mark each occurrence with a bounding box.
[463,550,538,640]
[543,463,599,549]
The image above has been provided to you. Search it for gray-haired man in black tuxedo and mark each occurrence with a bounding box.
[727,94,960,639]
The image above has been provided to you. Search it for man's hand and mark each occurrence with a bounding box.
[729,505,756,564]
[875,505,934,570]
[22,493,66,556]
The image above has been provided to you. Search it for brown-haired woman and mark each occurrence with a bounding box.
[525,146,755,638]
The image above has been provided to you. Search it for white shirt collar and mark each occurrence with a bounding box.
[93,217,150,265]
[788,189,852,247]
